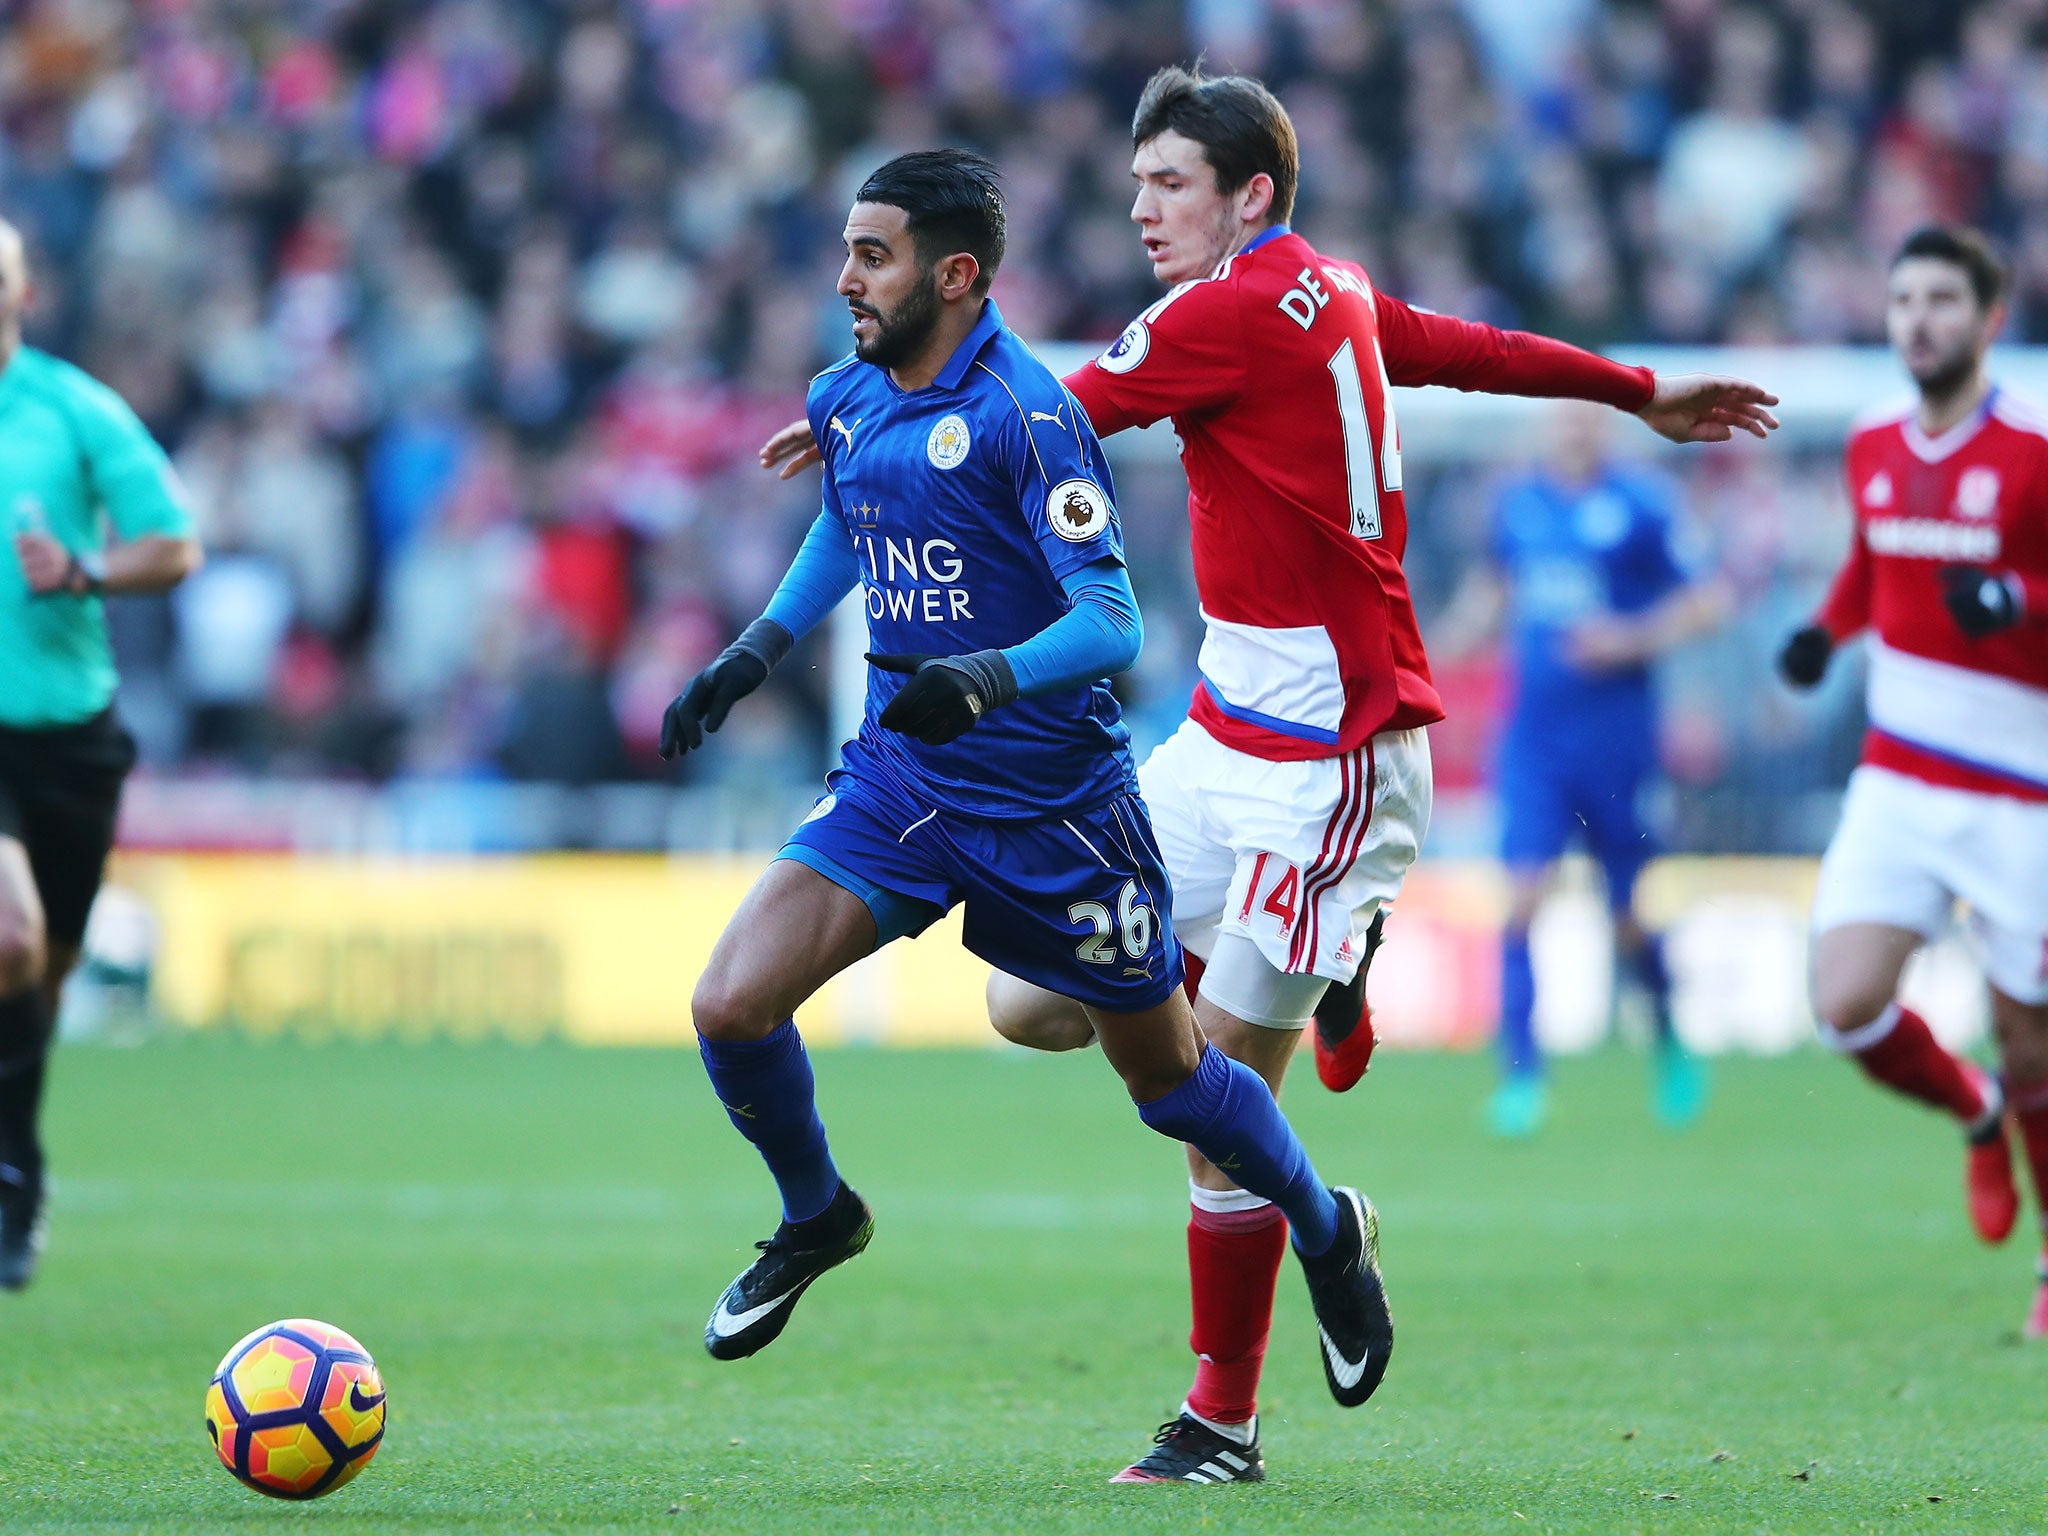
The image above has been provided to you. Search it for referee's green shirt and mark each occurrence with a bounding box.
[0,347,194,729]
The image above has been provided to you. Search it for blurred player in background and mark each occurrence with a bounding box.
[0,218,202,1290]
[664,152,1395,1439]
[1779,226,2048,1331]
[765,71,1777,1481]
[1436,402,1726,1138]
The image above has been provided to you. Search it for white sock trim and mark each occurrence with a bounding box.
[1189,1181,1274,1215]
[1181,1400,1256,1445]
[1817,1001,1901,1055]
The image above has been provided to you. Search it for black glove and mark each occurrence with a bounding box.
[867,650,1019,746]
[1777,624,1833,689]
[1943,565,2025,638]
[659,619,793,759]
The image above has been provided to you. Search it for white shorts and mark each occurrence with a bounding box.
[1812,766,2048,1005]
[1137,717,1433,1019]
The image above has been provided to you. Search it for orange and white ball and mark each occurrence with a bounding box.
[204,1319,386,1498]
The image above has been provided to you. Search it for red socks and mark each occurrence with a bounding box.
[2008,1077,2048,1227]
[1839,1005,1987,1124]
[1185,1198,1287,1426]
[1180,955,1283,1427]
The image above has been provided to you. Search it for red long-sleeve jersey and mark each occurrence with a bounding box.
[1064,227,1653,761]
[1816,388,2048,800]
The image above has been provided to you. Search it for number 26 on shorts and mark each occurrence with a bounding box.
[1069,879,1156,965]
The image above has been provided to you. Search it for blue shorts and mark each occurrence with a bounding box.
[1498,725,1657,903]
[779,768,1185,1013]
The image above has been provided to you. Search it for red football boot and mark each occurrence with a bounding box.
[1313,911,1384,1093]
[1314,996,1377,1093]
[1969,1131,2020,1245]
[1965,1072,2018,1245]
[2026,1250,2048,1341]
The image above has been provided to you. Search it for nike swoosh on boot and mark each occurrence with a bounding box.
[709,1286,802,1339]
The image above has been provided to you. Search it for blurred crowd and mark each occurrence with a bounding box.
[0,0,2033,846]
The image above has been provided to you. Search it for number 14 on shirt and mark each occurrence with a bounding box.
[1328,336,1402,543]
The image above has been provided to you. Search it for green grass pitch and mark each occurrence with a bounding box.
[1,1036,2043,1534]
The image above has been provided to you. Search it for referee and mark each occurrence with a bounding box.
[0,218,202,1289]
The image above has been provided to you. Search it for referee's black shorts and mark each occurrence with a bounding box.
[0,709,137,947]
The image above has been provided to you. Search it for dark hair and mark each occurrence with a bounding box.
[1893,226,2008,310]
[1132,66,1298,225]
[855,149,1006,295]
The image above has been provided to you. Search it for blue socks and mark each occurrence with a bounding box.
[698,1022,841,1224]
[1499,928,1540,1080]
[1136,1045,1340,1256]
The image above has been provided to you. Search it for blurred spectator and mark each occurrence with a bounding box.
[0,0,2030,850]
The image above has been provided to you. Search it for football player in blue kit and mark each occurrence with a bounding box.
[1441,402,1727,1137]
[659,151,1392,1415]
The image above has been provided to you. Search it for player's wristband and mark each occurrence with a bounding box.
[728,617,794,674]
[65,553,105,596]
[937,649,1019,713]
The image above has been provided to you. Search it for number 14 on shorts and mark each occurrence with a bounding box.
[1227,851,1328,973]
[1240,852,1302,932]
[1070,879,1156,969]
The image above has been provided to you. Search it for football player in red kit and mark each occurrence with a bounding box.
[763,69,1776,1479]
[1780,226,2048,1333]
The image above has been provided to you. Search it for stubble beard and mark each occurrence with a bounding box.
[854,273,943,369]
[1912,343,1981,405]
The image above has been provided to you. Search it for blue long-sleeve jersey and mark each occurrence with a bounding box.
[1494,463,1689,744]
[799,300,1139,820]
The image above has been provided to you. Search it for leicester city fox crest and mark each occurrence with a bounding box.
[927,414,971,469]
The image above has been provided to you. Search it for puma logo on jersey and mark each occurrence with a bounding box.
[829,416,860,448]
[1029,406,1067,427]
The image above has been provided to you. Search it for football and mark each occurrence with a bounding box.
[203,1319,386,1499]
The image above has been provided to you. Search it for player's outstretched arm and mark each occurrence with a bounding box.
[1635,374,1781,444]
[1371,291,1780,442]
[760,419,822,480]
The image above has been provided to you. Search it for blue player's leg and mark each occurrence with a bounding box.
[1492,731,1565,1137]
[1490,864,1551,1139]
[1614,900,1707,1129]
[1089,990,1333,1247]
[1583,757,1708,1130]
[692,858,888,1361]
[692,859,877,1214]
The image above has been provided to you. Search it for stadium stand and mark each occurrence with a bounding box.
[0,0,2035,849]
